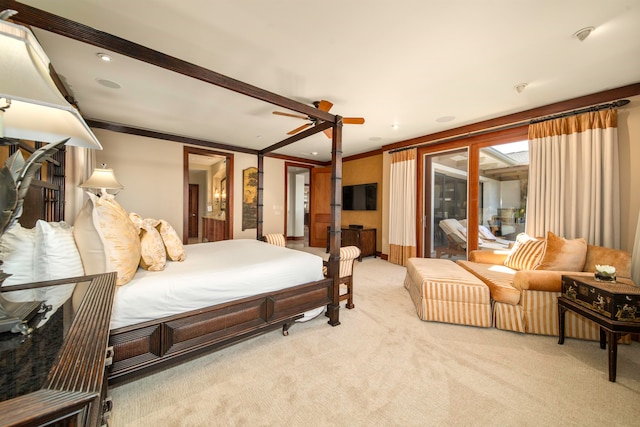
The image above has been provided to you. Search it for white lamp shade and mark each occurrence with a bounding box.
[0,19,102,149]
[79,168,124,191]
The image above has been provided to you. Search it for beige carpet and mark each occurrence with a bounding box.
[109,257,640,427]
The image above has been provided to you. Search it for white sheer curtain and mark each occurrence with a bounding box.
[64,145,95,224]
[527,109,620,247]
[389,148,416,266]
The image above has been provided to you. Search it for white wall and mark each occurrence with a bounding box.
[499,180,520,209]
[91,129,287,240]
[294,174,305,237]
[261,156,285,236]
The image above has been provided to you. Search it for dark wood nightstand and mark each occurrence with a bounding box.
[0,272,117,426]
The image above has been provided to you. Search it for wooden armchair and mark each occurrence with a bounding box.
[323,246,361,309]
[436,232,467,258]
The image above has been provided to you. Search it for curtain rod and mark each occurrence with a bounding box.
[388,98,631,154]
[529,99,629,124]
[388,121,528,154]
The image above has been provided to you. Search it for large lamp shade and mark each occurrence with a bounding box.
[0,18,102,149]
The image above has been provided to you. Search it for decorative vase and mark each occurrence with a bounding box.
[594,272,616,282]
[594,265,616,283]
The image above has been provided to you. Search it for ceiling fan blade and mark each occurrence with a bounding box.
[317,100,333,112]
[287,123,312,135]
[343,117,365,125]
[273,111,309,120]
[323,128,333,139]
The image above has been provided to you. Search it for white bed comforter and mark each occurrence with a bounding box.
[110,239,325,329]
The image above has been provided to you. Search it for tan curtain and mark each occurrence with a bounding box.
[632,212,640,285]
[64,146,95,225]
[527,109,620,247]
[389,148,417,266]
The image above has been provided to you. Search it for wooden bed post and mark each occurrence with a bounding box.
[326,116,343,326]
[257,154,264,240]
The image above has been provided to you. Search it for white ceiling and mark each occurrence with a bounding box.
[15,0,640,161]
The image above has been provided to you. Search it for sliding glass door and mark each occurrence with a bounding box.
[423,148,469,258]
[416,126,529,259]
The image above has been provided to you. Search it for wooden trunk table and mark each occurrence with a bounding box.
[558,275,640,382]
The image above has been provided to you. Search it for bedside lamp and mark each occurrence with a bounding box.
[79,164,124,196]
[0,12,102,149]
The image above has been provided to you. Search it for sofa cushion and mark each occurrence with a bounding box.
[535,231,587,272]
[503,233,545,270]
[457,260,521,305]
[583,245,631,278]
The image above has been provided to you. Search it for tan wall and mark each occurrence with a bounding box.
[90,129,285,240]
[342,154,383,252]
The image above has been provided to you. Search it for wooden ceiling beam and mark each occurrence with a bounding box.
[87,120,259,155]
[260,121,332,154]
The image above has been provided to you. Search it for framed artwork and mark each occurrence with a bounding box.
[242,167,257,230]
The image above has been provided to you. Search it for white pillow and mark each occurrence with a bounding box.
[34,220,84,316]
[0,223,37,302]
[478,225,497,241]
[73,193,141,286]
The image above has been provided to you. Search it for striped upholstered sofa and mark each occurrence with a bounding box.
[456,232,632,340]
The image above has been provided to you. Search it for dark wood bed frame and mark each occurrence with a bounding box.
[5,1,346,386]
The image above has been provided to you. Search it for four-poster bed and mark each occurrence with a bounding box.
[2,1,346,386]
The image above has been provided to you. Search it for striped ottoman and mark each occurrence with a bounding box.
[404,258,492,327]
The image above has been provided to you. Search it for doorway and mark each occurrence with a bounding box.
[285,162,311,248]
[183,146,234,244]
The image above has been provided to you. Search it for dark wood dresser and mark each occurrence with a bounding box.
[327,227,377,261]
[0,272,117,427]
[202,216,226,242]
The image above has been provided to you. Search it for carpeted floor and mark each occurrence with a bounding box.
[109,257,640,427]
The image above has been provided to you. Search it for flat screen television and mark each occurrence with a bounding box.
[343,183,377,211]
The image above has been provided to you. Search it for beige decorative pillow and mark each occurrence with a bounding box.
[138,217,166,271]
[157,219,186,261]
[534,231,587,271]
[503,233,544,270]
[73,193,141,286]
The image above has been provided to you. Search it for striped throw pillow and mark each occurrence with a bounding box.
[503,233,545,270]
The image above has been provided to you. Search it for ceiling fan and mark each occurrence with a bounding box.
[272,100,365,138]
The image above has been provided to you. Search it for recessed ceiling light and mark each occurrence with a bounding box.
[391,123,399,130]
[310,151,318,156]
[573,26,595,42]
[96,78,121,89]
[97,53,112,62]
[435,116,455,123]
